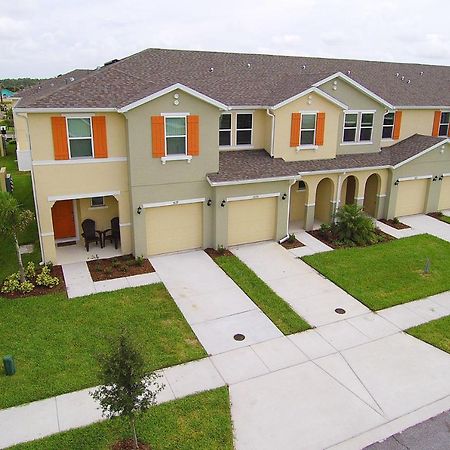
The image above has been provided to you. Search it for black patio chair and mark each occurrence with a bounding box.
[103,217,121,249]
[81,219,102,251]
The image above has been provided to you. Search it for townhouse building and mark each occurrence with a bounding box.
[13,49,450,263]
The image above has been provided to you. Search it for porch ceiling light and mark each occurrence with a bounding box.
[137,206,142,215]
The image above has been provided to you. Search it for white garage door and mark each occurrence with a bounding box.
[146,202,203,255]
[438,176,450,211]
[395,179,429,217]
[228,197,277,246]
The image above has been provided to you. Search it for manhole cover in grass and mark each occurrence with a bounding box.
[335,308,346,315]
[233,333,245,341]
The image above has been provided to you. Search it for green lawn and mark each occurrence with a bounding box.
[303,234,450,310]
[11,388,233,450]
[407,316,450,354]
[438,214,450,224]
[214,254,310,334]
[0,141,40,282]
[0,284,206,409]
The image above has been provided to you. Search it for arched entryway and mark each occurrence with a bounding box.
[289,180,308,229]
[314,178,334,224]
[363,174,380,217]
[340,175,358,206]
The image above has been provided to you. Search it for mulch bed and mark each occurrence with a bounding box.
[205,247,234,260]
[379,218,410,230]
[280,238,305,249]
[87,255,155,282]
[427,212,449,223]
[111,439,150,450]
[1,265,67,299]
[307,228,394,249]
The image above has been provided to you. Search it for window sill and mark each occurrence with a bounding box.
[340,141,373,146]
[296,145,318,152]
[69,156,94,160]
[161,155,192,165]
[219,145,254,150]
[89,205,108,210]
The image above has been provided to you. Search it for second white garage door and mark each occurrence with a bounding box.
[146,202,203,255]
[228,197,277,246]
[438,176,450,211]
[395,179,429,217]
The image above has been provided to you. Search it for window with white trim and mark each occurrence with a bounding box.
[219,113,231,146]
[236,113,252,145]
[91,196,104,207]
[165,116,186,155]
[67,118,93,158]
[439,112,450,137]
[300,113,316,145]
[342,112,374,143]
[382,112,395,139]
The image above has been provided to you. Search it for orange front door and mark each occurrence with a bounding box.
[52,200,76,239]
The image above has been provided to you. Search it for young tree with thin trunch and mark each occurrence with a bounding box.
[91,331,164,450]
[0,192,34,282]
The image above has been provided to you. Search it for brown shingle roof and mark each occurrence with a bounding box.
[17,48,450,109]
[207,134,447,184]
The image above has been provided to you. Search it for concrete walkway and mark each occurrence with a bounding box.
[62,262,161,298]
[400,214,450,242]
[150,250,282,355]
[233,241,370,327]
[376,219,423,239]
[287,228,333,257]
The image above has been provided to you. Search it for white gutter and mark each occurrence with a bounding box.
[266,109,275,157]
[334,173,343,220]
[279,178,298,243]
[207,174,295,186]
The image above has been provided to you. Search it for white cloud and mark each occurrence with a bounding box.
[1,0,449,77]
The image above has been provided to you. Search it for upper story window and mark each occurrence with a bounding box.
[342,112,374,143]
[439,112,450,137]
[67,118,93,158]
[219,113,232,146]
[236,113,252,145]
[382,112,395,139]
[91,196,105,207]
[165,116,186,155]
[300,113,316,145]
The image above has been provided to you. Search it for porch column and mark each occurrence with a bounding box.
[115,193,132,254]
[304,203,315,230]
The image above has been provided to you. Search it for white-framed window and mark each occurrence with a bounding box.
[91,196,105,207]
[300,113,316,146]
[165,116,187,155]
[439,112,450,137]
[342,111,374,143]
[67,117,93,158]
[382,112,395,139]
[236,113,253,145]
[219,113,232,146]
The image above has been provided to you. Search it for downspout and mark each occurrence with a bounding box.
[334,172,344,221]
[266,108,275,157]
[18,112,45,264]
[279,178,297,243]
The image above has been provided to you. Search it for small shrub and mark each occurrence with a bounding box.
[25,261,36,279]
[392,217,400,225]
[95,263,102,272]
[1,272,21,294]
[19,280,35,293]
[104,267,113,276]
[135,256,145,267]
[126,259,138,267]
[287,233,296,244]
[45,261,54,272]
[334,204,376,246]
[119,265,128,273]
[35,266,59,288]
[111,260,121,269]
[217,245,225,255]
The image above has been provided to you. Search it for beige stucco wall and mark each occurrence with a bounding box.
[77,196,119,231]
[13,111,30,151]
[27,112,127,161]
[125,89,222,256]
[381,109,437,148]
[273,92,342,161]
[319,79,385,155]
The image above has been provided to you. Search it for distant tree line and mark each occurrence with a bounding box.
[1,78,47,92]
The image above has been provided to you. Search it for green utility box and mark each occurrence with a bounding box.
[3,355,16,376]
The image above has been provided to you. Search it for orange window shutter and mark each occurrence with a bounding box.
[92,116,108,158]
[187,115,200,156]
[315,112,326,146]
[151,116,165,157]
[432,111,441,137]
[51,116,69,160]
[392,111,402,140]
[290,112,301,147]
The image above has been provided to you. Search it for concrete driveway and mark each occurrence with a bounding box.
[231,332,450,450]
[232,241,370,327]
[150,250,282,354]
[400,214,450,242]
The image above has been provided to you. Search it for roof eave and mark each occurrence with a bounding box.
[392,138,450,169]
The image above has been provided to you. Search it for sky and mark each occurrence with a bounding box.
[1,0,450,78]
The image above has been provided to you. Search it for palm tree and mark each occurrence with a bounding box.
[0,192,34,281]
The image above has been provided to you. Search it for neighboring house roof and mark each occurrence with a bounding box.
[1,88,15,97]
[207,135,448,185]
[14,69,93,108]
[15,48,450,110]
